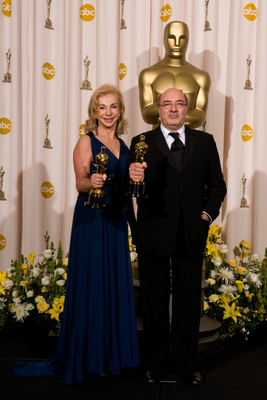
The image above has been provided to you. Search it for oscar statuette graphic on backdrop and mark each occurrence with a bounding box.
[81,56,92,91]
[244,55,253,90]
[3,48,11,83]
[0,167,6,201]
[120,0,127,30]
[44,0,54,30]
[204,0,212,31]
[43,114,53,149]
[240,173,249,208]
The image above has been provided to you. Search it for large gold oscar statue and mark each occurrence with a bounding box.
[138,21,211,129]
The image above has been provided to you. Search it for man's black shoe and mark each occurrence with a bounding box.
[143,369,163,383]
[181,371,204,385]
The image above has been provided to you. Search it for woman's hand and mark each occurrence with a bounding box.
[90,173,107,188]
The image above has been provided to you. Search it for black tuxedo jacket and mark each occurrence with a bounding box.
[128,126,226,256]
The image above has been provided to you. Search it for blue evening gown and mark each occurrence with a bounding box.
[12,133,140,384]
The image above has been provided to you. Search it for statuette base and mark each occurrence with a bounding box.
[84,190,107,209]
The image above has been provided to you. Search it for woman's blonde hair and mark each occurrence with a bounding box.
[84,84,128,136]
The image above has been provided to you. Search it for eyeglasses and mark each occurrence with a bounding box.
[159,101,187,110]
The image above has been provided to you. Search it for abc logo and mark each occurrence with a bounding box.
[2,0,12,17]
[0,234,7,251]
[0,117,11,135]
[79,124,85,137]
[160,4,172,22]
[119,63,127,80]
[40,181,55,198]
[241,124,253,142]
[42,63,56,80]
[80,4,95,21]
[243,3,258,21]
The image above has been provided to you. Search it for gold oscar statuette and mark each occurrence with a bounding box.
[127,135,148,198]
[84,147,109,209]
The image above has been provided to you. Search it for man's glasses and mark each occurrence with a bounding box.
[159,101,187,110]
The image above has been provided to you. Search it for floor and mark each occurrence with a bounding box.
[1,325,267,400]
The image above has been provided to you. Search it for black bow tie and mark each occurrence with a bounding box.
[169,132,184,151]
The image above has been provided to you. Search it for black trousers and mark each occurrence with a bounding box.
[138,239,203,373]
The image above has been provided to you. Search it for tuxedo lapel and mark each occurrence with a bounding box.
[152,127,179,173]
[181,127,196,171]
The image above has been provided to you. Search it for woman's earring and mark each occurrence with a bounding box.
[94,123,99,136]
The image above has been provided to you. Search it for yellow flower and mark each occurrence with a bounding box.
[209,294,220,303]
[22,280,29,293]
[20,264,28,275]
[0,271,8,295]
[239,239,252,251]
[54,295,65,308]
[37,301,50,313]
[239,240,252,258]
[220,294,232,305]
[62,258,68,266]
[48,307,61,321]
[62,272,67,280]
[206,278,216,286]
[235,266,247,275]
[207,225,223,243]
[28,253,35,266]
[246,292,254,302]
[35,295,45,303]
[48,296,65,321]
[128,236,134,252]
[235,280,244,293]
[223,302,242,323]
[203,300,209,311]
[228,259,238,268]
[0,271,8,284]
[205,242,220,258]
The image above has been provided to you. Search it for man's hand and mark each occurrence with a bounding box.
[201,213,211,223]
[129,162,147,182]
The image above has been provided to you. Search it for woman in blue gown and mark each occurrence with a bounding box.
[12,84,140,384]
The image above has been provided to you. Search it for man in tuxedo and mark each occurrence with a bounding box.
[128,88,226,385]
